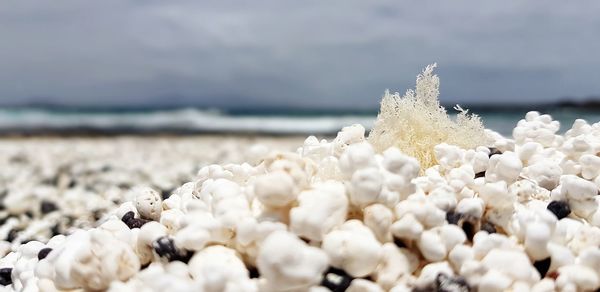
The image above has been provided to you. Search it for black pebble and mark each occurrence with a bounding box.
[0,214,15,226]
[248,266,260,278]
[51,224,61,237]
[533,257,551,278]
[161,190,172,200]
[37,248,52,260]
[152,236,192,263]
[547,201,571,220]
[6,229,18,242]
[321,267,353,292]
[393,237,407,248]
[125,218,149,229]
[153,236,176,258]
[122,211,149,228]
[92,210,103,221]
[0,268,12,286]
[40,200,59,214]
[474,171,486,179]
[118,183,131,189]
[447,211,479,241]
[488,147,502,157]
[140,261,151,270]
[480,222,496,234]
[446,211,461,225]
[461,220,476,241]
[435,273,470,292]
[121,211,134,223]
[66,216,76,224]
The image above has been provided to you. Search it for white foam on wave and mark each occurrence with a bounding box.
[0,108,376,134]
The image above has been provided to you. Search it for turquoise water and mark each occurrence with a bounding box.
[0,107,599,136]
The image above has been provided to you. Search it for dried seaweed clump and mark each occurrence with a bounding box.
[368,64,489,169]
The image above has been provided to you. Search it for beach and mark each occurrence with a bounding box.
[2,68,600,291]
[0,135,304,246]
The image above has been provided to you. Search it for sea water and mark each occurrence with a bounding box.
[0,106,599,136]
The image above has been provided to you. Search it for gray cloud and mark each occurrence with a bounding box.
[1,1,600,108]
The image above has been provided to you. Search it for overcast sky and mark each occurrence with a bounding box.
[1,1,599,109]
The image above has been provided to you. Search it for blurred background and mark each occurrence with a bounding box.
[1,1,600,136]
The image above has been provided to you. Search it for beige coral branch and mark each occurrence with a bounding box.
[368,64,489,170]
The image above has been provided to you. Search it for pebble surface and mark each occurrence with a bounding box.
[1,115,600,291]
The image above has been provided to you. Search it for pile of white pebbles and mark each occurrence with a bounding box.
[2,113,600,292]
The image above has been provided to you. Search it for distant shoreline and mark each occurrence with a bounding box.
[3,98,600,114]
[1,102,600,137]
[0,128,320,138]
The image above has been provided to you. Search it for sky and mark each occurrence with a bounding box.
[1,1,600,109]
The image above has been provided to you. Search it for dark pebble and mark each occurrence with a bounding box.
[67,180,77,188]
[547,200,571,220]
[118,183,131,189]
[461,220,476,241]
[320,267,353,292]
[0,268,12,286]
[458,214,480,241]
[393,237,407,248]
[153,237,177,258]
[37,248,52,260]
[42,176,58,186]
[412,286,432,292]
[6,229,18,242]
[533,257,551,278]
[121,211,149,229]
[0,214,15,226]
[66,216,76,224]
[480,221,496,234]
[447,211,480,241]
[488,147,502,157]
[92,210,103,221]
[51,224,61,237]
[161,190,173,200]
[248,266,260,278]
[121,211,135,223]
[435,273,471,292]
[125,218,149,229]
[40,200,59,214]
[152,236,192,263]
[446,211,461,225]
[474,171,486,179]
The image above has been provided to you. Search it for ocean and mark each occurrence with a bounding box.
[1,106,600,137]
